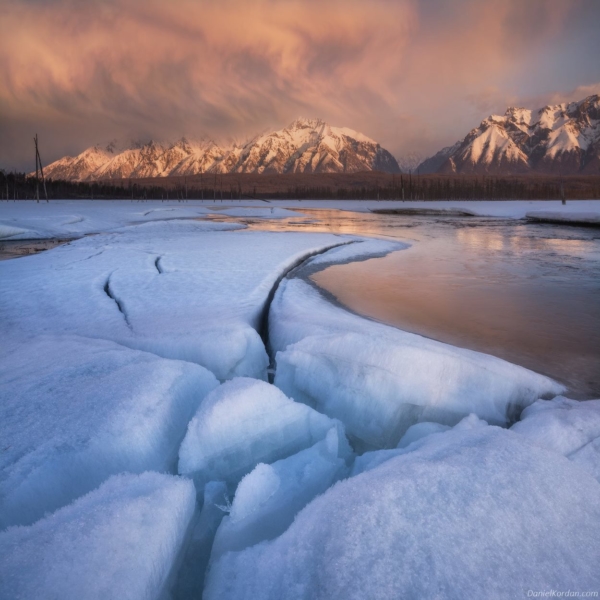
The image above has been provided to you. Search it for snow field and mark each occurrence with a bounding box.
[178,378,351,490]
[511,396,600,481]
[0,217,407,597]
[0,201,216,239]
[0,472,197,600]
[0,221,383,381]
[3,200,600,242]
[204,425,600,600]
[0,334,218,528]
[2,202,598,598]
[0,200,305,240]
[271,278,563,450]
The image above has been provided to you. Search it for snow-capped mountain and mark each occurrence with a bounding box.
[395,152,425,173]
[42,119,400,181]
[418,94,600,175]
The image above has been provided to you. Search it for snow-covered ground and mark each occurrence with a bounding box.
[1,199,600,241]
[0,219,397,380]
[1,200,598,599]
[0,200,309,240]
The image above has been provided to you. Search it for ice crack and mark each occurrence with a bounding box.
[259,241,357,381]
[103,274,133,330]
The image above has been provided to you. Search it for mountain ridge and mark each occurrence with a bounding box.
[418,94,600,175]
[42,119,400,181]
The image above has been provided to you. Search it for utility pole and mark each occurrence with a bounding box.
[34,134,48,202]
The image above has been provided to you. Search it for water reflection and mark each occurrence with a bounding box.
[246,209,600,399]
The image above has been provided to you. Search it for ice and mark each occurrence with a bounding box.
[0,223,30,239]
[0,200,218,239]
[526,210,600,226]
[271,278,563,450]
[204,426,600,600]
[0,200,307,240]
[3,200,600,241]
[211,428,349,560]
[351,414,487,477]
[0,334,218,528]
[511,396,600,481]
[396,421,451,448]
[178,378,349,489]
[304,238,408,268]
[0,220,385,380]
[174,481,229,599]
[0,472,196,600]
[210,207,304,219]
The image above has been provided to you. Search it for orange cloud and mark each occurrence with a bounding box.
[0,0,598,169]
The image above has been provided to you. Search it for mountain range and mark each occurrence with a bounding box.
[40,95,600,180]
[418,94,600,175]
[42,119,400,181]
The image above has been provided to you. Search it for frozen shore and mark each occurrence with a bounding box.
[2,198,600,241]
[1,201,598,599]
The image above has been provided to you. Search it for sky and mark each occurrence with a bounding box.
[1,0,600,171]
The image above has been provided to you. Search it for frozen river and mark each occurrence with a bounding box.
[2,200,600,598]
[2,200,598,397]
[247,208,600,399]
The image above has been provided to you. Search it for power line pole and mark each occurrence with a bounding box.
[34,134,48,202]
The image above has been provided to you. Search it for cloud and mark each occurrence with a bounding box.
[1,0,598,170]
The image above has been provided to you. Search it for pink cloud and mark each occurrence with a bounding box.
[1,0,598,169]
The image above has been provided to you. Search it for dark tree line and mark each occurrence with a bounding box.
[1,171,599,201]
[286,175,600,200]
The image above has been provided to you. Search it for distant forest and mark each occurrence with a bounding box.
[1,170,599,201]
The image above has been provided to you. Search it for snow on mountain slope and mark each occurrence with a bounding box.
[233,119,397,175]
[395,151,425,173]
[41,119,400,181]
[419,94,600,175]
[40,145,115,181]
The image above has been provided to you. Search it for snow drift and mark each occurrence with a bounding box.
[512,396,600,481]
[204,426,600,600]
[0,472,196,600]
[0,334,217,528]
